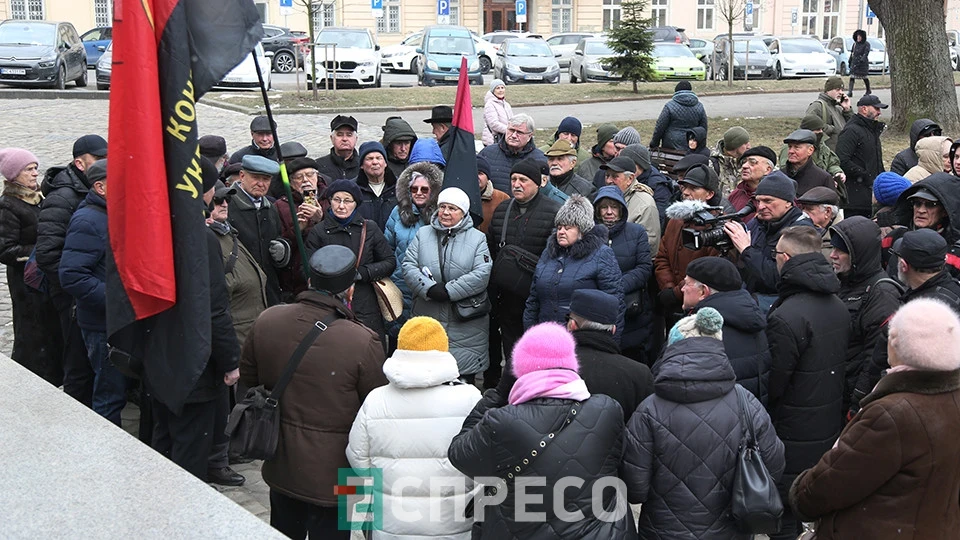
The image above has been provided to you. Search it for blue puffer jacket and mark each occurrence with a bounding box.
[523,224,625,338]
[59,191,107,332]
[594,186,652,350]
[477,137,546,193]
[649,90,709,151]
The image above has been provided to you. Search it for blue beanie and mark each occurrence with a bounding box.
[359,141,387,162]
[873,172,911,206]
[555,116,582,139]
[408,138,446,167]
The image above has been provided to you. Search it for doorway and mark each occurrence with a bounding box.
[484,0,518,32]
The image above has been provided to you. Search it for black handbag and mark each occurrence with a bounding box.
[224,313,338,460]
[730,385,783,534]
[491,199,541,297]
[436,233,492,321]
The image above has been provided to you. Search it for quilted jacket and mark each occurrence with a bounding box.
[649,90,708,151]
[477,137,547,194]
[448,390,637,539]
[623,337,785,539]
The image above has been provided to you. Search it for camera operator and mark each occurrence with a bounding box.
[805,76,852,152]
[723,171,815,312]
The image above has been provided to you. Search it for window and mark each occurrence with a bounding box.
[801,0,817,37]
[651,0,667,27]
[821,0,840,39]
[697,0,714,30]
[552,0,573,33]
[312,2,336,33]
[376,0,400,34]
[94,0,112,27]
[10,0,44,20]
[255,2,267,23]
[449,0,460,25]
[603,0,621,31]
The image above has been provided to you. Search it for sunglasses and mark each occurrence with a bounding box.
[912,199,941,210]
[213,197,229,205]
[411,186,430,194]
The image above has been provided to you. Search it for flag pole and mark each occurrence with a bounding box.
[251,52,311,282]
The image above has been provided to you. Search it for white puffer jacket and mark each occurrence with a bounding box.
[347,348,482,539]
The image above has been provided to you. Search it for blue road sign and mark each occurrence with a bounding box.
[745,0,753,16]
[372,0,383,9]
[866,5,875,18]
[279,0,292,7]
[516,0,527,16]
[438,0,449,16]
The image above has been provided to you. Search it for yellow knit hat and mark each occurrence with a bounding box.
[397,316,449,352]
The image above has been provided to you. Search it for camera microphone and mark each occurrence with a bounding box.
[665,199,712,221]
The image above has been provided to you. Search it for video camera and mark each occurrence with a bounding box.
[668,200,756,251]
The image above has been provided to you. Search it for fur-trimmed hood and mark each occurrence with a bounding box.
[860,368,960,408]
[395,162,443,227]
[546,223,609,259]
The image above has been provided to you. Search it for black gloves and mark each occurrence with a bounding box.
[427,284,450,302]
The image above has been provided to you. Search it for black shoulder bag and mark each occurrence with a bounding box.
[491,199,541,297]
[225,313,339,460]
[437,231,491,321]
[730,385,783,534]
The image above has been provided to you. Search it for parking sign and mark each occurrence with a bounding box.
[516,0,527,23]
[745,0,753,16]
[438,0,450,23]
[372,0,383,18]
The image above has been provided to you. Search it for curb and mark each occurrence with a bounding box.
[0,88,107,100]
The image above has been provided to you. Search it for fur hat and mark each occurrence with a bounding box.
[398,316,449,352]
[512,322,579,377]
[555,195,595,233]
[0,148,39,181]
[667,307,724,346]
[613,126,642,147]
[438,187,470,215]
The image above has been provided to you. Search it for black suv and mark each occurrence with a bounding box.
[262,24,307,73]
[650,26,690,45]
[0,20,87,89]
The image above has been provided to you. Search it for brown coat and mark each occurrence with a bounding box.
[480,183,510,234]
[789,368,960,539]
[654,218,719,297]
[239,291,388,507]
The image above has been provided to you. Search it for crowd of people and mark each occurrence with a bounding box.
[1,66,960,539]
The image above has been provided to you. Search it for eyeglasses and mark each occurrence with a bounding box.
[774,250,791,257]
[331,197,356,206]
[411,186,430,194]
[507,128,532,136]
[912,199,941,209]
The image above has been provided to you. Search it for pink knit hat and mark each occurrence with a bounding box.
[511,322,579,378]
[0,148,39,181]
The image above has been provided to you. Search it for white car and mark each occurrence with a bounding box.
[481,31,542,53]
[380,31,496,74]
[546,32,600,68]
[213,43,272,90]
[768,37,836,79]
[308,27,381,88]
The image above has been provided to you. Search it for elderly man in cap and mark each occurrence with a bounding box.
[806,75,852,151]
[724,171,815,309]
[886,174,960,278]
[37,133,107,407]
[797,186,842,255]
[229,115,278,163]
[781,129,836,196]
[681,256,771,403]
[276,158,326,299]
[228,155,291,307]
[199,135,229,170]
[539,116,592,171]
[566,289,653,422]
[477,113,546,193]
[711,126,751,196]
[728,145,777,221]
[315,115,360,181]
[780,116,847,198]
[837,94,887,218]
[620,143,676,229]
[578,123,619,182]
[240,245,387,540]
[381,116,417,178]
[545,139,595,199]
[355,141,398,231]
[279,141,309,162]
[587,127,643,188]
[603,155,661,251]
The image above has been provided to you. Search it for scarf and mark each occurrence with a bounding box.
[2,181,42,206]
[508,368,590,405]
[328,208,356,227]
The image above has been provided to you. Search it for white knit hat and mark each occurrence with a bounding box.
[438,187,470,214]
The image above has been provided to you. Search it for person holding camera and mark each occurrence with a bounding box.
[723,171,815,312]
[806,76,852,152]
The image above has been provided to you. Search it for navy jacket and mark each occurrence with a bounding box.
[740,206,815,295]
[477,137,546,194]
[59,191,107,332]
[355,168,398,232]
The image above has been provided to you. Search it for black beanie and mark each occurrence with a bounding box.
[685,257,742,292]
[511,158,543,182]
[755,171,797,202]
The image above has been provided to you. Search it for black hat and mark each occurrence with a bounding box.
[476,155,491,178]
[280,141,308,159]
[73,134,107,158]
[783,129,817,146]
[214,185,237,200]
[739,145,777,165]
[755,170,797,202]
[511,158,543,182]
[892,229,948,269]
[569,289,618,325]
[672,153,710,175]
[250,115,276,133]
[85,159,108,183]
[599,156,637,174]
[330,115,358,131]
[679,164,720,193]
[198,135,227,158]
[857,94,888,108]
[308,245,359,295]
[685,256,742,292]
[423,105,453,124]
[797,186,840,206]
[907,188,939,202]
[286,157,318,178]
[220,162,242,181]
[201,156,219,193]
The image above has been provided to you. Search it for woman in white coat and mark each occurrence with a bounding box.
[482,79,513,146]
[347,317,481,540]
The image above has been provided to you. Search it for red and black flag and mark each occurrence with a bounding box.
[443,57,484,227]
[106,0,262,412]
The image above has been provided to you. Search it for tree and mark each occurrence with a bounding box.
[714,0,746,87]
[605,0,656,93]
[293,0,325,100]
[868,0,960,134]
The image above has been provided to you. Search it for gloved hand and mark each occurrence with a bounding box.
[426,283,450,302]
[658,287,680,312]
[268,239,291,267]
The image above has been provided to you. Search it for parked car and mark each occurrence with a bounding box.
[649,26,689,45]
[687,37,713,62]
[768,36,836,79]
[546,32,599,68]
[416,25,483,86]
[481,31,542,52]
[471,33,497,73]
[494,37,560,84]
[0,20,87,89]
[261,24,307,73]
[79,26,110,67]
[710,35,774,80]
[380,31,422,73]
[213,42,272,90]
[307,27,381,88]
[95,40,111,90]
[949,30,960,71]
[826,36,889,75]
[650,42,706,81]
[569,37,620,83]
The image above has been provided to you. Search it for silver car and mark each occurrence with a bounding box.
[546,32,598,68]
[493,38,561,84]
[569,38,621,83]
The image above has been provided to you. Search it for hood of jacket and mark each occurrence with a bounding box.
[914,136,950,175]
[42,163,90,197]
[686,126,707,149]
[593,185,628,231]
[672,90,700,108]
[409,139,445,166]
[652,337,736,404]
[777,251,841,297]
[382,349,462,388]
[894,172,960,242]
[910,118,939,150]
[430,210,475,235]
[381,117,418,149]
[545,222,608,259]
[696,289,766,333]
[950,140,960,176]
[830,216,883,283]
[395,162,443,227]
[80,189,107,211]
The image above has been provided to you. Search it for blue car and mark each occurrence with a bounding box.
[80,26,111,67]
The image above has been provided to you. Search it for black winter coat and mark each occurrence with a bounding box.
[227,189,285,306]
[836,113,885,212]
[228,141,279,165]
[767,253,849,477]
[890,173,960,277]
[695,288,771,404]
[574,329,654,422]
[741,206,815,295]
[624,337,785,539]
[315,148,360,181]
[784,158,835,196]
[649,91,708,151]
[550,169,596,200]
[36,163,90,294]
[355,168,398,232]
[890,118,938,175]
[305,211,396,338]
[449,391,637,539]
[848,32,870,77]
[477,138,547,194]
